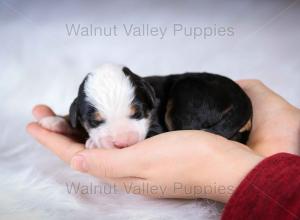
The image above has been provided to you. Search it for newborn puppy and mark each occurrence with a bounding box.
[39,64,252,148]
[40,64,156,149]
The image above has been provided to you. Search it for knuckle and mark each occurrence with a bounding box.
[239,79,265,91]
[139,160,153,177]
[251,79,263,85]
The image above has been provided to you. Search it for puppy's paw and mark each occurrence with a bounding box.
[39,116,72,135]
[85,138,98,149]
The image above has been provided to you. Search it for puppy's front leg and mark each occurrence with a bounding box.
[85,138,98,149]
[38,116,73,135]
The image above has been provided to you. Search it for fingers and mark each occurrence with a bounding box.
[237,79,293,110]
[30,105,84,163]
[26,121,140,178]
[28,122,146,178]
[236,79,261,90]
[237,79,284,102]
[71,147,144,178]
[29,104,145,178]
[32,104,55,120]
[236,79,269,97]
[26,122,85,163]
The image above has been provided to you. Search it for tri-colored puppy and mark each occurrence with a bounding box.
[39,64,252,148]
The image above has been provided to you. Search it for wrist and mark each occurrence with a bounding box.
[209,145,263,203]
[221,148,263,203]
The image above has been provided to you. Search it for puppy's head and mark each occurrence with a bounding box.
[70,64,156,148]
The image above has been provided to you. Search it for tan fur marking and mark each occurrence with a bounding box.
[239,119,252,132]
[130,105,137,117]
[63,115,70,121]
[165,100,174,131]
[94,112,103,121]
[223,105,233,115]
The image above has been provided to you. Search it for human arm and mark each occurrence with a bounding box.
[27,80,300,204]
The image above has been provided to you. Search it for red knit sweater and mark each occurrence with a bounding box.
[222,153,300,220]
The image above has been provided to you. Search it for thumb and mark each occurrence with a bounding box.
[70,148,144,178]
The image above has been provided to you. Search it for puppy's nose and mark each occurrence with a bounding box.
[113,141,128,149]
[113,132,139,148]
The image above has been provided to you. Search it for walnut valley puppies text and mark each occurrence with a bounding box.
[65,181,234,197]
[65,23,234,39]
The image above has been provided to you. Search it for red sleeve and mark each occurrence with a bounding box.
[222,153,300,220]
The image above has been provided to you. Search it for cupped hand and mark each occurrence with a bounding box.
[27,80,300,203]
[28,110,261,203]
[237,80,300,156]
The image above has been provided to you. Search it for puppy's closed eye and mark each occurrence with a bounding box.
[89,112,105,128]
[129,105,143,120]
[130,111,143,120]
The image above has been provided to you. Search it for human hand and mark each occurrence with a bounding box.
[27,112,262,203]
[27,80,299,203]
[237,80,300,156]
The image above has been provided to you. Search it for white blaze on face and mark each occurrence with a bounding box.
[84,64,149,148]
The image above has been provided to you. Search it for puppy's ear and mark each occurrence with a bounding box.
[123,66,157,108]
[141,79,156,108]
[69,98,79,128]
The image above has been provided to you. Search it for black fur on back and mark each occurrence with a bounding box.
[144,72,252,144]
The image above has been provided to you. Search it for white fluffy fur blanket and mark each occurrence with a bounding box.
[0,121,222,220]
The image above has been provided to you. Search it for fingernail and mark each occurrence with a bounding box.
[71,155,88,172]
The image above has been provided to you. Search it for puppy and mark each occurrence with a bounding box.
[39,64,252,148]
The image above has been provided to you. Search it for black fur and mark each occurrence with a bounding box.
[123,67,156,118]
[69,74,101,132]
[144,73,252,144]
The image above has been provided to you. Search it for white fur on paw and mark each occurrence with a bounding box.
[39,116,72,134]
[85,138,98,149]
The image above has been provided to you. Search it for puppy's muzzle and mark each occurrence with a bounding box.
[100,132,139,148]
